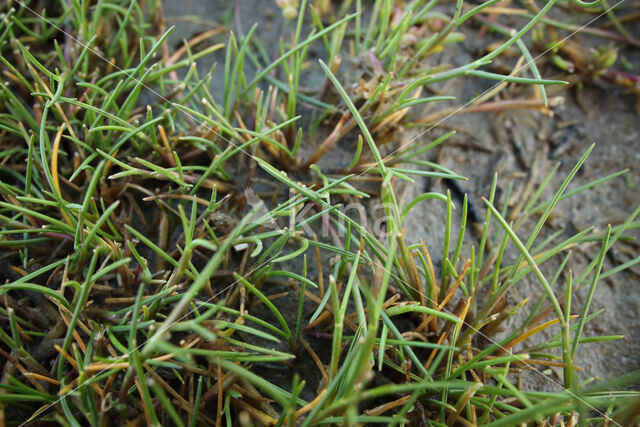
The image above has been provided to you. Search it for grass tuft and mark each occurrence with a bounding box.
[0,0,638,425]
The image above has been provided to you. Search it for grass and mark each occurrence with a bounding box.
[0,0,639,425]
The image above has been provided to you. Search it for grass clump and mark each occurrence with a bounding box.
[0,0,639,425]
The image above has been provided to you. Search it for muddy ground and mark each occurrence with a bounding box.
[160,0,640,397]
